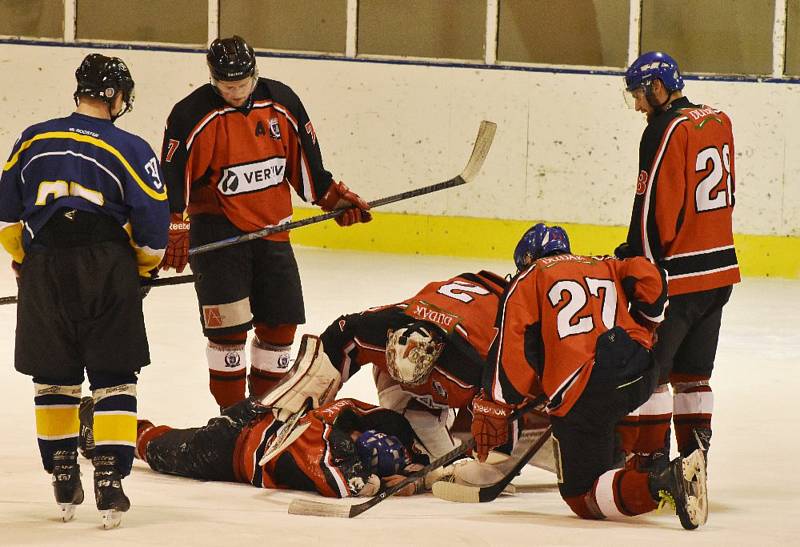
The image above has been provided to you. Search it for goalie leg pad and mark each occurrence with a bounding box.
[259,335,341,421]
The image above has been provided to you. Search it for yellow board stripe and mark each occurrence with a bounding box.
[35,406,79,437]
[4,131,167,201]
[289,208,800,280]
[93,412,137,444]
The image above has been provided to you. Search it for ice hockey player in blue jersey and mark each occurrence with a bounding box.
[0,53,169,529]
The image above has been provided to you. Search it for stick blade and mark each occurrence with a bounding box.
[431,481,481,503]
[288,498,355,518]
[459,120,497,183]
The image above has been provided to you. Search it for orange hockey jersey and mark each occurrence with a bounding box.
[623,96,740,295]
[321,271,506,410]
[490,255,667,417]
[232,399,421,497]
[161,79,334,240]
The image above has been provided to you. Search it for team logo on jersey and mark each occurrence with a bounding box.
[338,319,347,331]
[432,380,447,399]
[636,170,649,195]
[218,157,287,195]
[269,118,281,139]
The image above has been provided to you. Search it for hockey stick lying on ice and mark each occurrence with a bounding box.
[288,438,476,519]
[287,394,546,518]
[431,425,553,503]
[188,119,497,256]
[0,121,496,306]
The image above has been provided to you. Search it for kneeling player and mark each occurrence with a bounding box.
[470,224,708,530]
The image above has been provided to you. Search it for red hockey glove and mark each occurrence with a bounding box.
[159,212,190,273]
[471,394,514,462]
[317,181,372,227]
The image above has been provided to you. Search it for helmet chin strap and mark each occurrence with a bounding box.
[644,82,673,112]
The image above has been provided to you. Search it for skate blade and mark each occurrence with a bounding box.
[681,451,709,527]
[58,503,77,522]
[100,509,123,529]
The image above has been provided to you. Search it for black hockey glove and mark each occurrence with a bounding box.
[614,242,634,259]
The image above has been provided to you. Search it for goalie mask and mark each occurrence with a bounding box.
[385,322,444,386]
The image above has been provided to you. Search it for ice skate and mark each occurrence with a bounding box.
[52,450,84,522]
[649,449,708,530]
[93,454,130,529]
[78,396,95,460]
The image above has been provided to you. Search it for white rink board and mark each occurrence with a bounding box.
[0,247,798,546]
[0,42,798,236]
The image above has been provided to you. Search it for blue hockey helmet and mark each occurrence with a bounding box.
[513,223,571,271]
[624,51,684,93]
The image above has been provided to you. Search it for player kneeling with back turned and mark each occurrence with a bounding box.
[81,337,442,499]
[470,224,708,530]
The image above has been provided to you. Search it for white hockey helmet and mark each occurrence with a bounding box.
[385,322,444,385]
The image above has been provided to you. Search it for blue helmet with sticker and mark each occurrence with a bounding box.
[355,430,411,476]
[513,223,571,271]
[625,51,684,93]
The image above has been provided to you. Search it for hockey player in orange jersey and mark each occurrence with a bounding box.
[616,51,740,473]
[470,223,709,530]
[158,35,372,410]
[80,339,437,499]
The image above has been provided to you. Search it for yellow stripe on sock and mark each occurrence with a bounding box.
[35,405,79,438]
[93,412,138,445]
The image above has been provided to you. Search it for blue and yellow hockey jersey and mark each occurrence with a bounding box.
[0,112,169,277]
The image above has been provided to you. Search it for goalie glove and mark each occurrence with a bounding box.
[471,394,515,463]
[160,212,190,273]
[316,181,372,227]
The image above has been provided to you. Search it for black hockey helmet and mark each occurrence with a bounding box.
[207,35,256,81]
[74,53,135,120]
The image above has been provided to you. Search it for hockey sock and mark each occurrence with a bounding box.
[249,324,296,398]
[91,384,137,478]
[591,468,658,518]
[33,383,81,472]
[207,339,247,408]
[629,383,672,465]
[134,420,171,463]
[671,373,713,457]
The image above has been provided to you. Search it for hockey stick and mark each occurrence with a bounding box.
[0,273,196,306]
[288,394,546,518]
[288,438,475,518]
[0,121,496,306]
[431,425,553,503]
[188,120,497,257]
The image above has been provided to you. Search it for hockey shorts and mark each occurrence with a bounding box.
[652,285,733,382]
[188,215,306,337]
[15,240,149,378]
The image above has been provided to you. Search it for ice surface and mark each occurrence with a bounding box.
[1,247,798,545]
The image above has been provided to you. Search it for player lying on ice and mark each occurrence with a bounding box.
[79,339,445,498]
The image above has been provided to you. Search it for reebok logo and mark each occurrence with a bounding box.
[218,157,286,195]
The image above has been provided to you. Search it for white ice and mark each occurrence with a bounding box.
[1,247,798,546]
